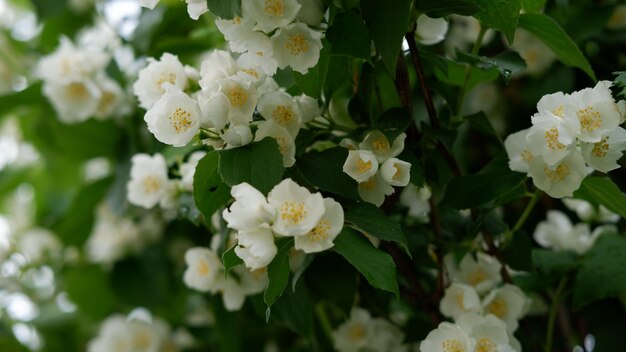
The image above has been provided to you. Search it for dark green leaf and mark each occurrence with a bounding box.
[415,0,481,17]
[465,111,502,143]
[0,83,43,117]
[361,0,412,75]
[327,11,371,60]
[65,265,116,319]
[193,151,231,221]
[456,50,527,84]
[613,71,626,99]
[293,43,330,98]
[292,254,314,292]
[518,13,596,81]
[295,147,360,200]
[219,138,284,195]
[422,51,500,89]
[521,0,546,12]
[376,107,411,143]
[502,231,533,271]
[264,239,294,312]
[532,249,578,276]
[207,0,242,18]
[574,234,626,309]
[474,0,521,44]
[53,177,113,246]
[345,203,407,249]
[31,0,67,20]
[272,279,315,343]
[573,177,626,219]
[222,245,243,277]
[333,228,399,295]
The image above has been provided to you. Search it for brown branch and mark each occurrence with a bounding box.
[405,32,438,129]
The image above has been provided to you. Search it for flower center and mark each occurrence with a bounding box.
[372,136,390,154]
[197,259,210,276]
[133,331,151,349]
[544,162,570,182]
[359,178,377,190]
[273,105,294,125]
[468,269,487,286]
[280,201,307,225]
[169,107,193,134]
[143,176,162,193]
[592,137,609,158]
[307,220,331,242]
[348,323,366,341]
[544,128,565,150]
[241,68,259,79]
[521,149,533,163]
[67,82,89,100]
[455,292,465,310]
[264,0,284,17]
[442,339,465,352]
[475,338,497,352]
[553,105,564,118]
[274,136,288,156]
[227,86,248,108]
[487,297,507,318]
[577,106,602,132]
[285,34,309,55]
[392,164,402,180]
[357,159,372,173]
[156,72,176,93]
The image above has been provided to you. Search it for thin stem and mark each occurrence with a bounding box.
[315,303,334,340]
[512,189,541,233]
[546,276,569,352]
[455,26,487,119]
[405,32,438,128]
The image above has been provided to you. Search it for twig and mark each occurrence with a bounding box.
[546,276,569,352]
[405,32,438,128]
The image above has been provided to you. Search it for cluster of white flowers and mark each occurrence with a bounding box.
[183,244,267,311]
[505,81,626,198]
[533,207,617,255]
[341,131,412,206]
[87,308,182,352]
[85,204,162,264]
[332,307,406,352]
[425,252,530,351]
[126,151,205,211]
[133,50,321,164]
[215,0,325,75]
[36,22,130,124]
[222,178,344,270]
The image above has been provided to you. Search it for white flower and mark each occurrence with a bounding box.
[511,28,556,75]
[504,128,534,173]
[87,311,172,352]
[198,92,231,130]
[296,0,323,26]
[213,76,258,125]
[215,17,256,53]
[332,307,374,352]
[222,124,254,148]
[236,54,268,86]
[127,153,169,208]
[43,78,102,123]
[533,210,612,254]
[180,151,206,191]
[267,178,325,237]
[580,126,626,172]
[380,158,411,187]
[360,131,406,163]
[399,184,431,222]
[526,112,576,166]
[448,252,502,294]
[481,284,530,332]
[271,22,323,74]
[242,0,302,33]
[294,197,344,253]
[358,171,395,207]
[527,151,587,198]
[367,319,405,352]
[133,53,187,110]
[17,228,61,263]
[36,37,107,83]
[223,182,276,231]
[183,247,222,292]
[439,283,481,320]
[258,90,302,137]
[255,121,297,167]
[144,84,202,147]
[565,81,622,143]
[419,322,471,352]
[455,313,519,352]
[235,227,278,270]
[94,76,124,120]
[296,94,321,123]
[343,150,379,182]
[562,198,620,223]
[186,0,208,20]
[198,50,238,88]
[415,15,448,45]
[139,0,159,9]
[217,266,268,311]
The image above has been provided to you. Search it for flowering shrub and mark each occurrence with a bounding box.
[0,0,625,351]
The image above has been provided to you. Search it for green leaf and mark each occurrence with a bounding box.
[53,177,113,246]
[415,0,481,17]
[422,51,500,89]
[521,0,546,12]
[295,147,360,200]
[474,0,521,44]
[613,71,626,99]
[456,50,527,84]
[502,231,533,271]
[0,83,43,117]
[361,0,412,75]
[375,107,411,143]
[345,203,407,249]
[327,11,371,60]
[465,111,502,144]
[45,119,123,161]
[518,13,596,81]
[574,234,626,309]
[65,265,116,319]
[193,151,231,221]
[272,279,315,343]
[206,0,241,18]
[293,43,330,99]
[333,228,399,295]
[264,239,294,312]
[31,0,67,20]
[222,245,243,277]
[532,249,578,276]
[218,138,284,195]
[441,164,526,209]
[573,177,626,219]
